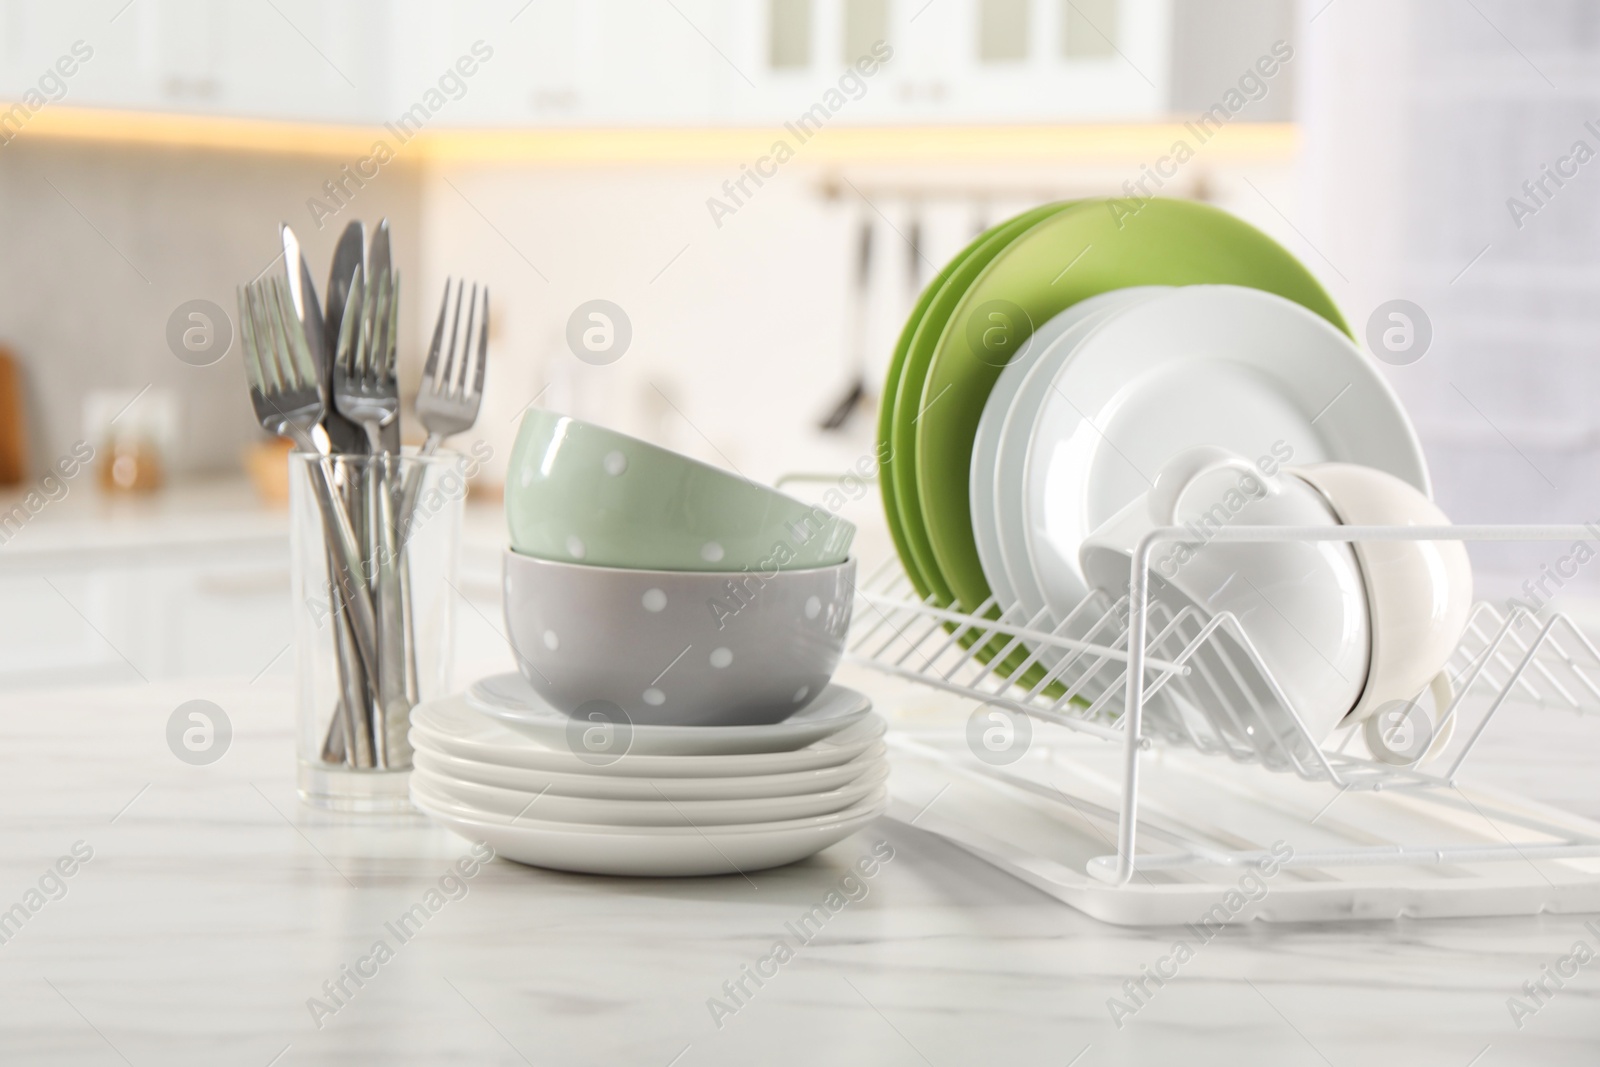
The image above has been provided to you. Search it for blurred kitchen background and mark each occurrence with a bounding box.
[0,0,1589,687]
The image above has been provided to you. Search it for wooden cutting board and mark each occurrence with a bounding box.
[0,349,25,486]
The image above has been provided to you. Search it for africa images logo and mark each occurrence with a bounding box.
[704,41,893,228]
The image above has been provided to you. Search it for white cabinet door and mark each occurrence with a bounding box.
[955,0,1172,121]
[0,562,293,688]
[712,0,1172,128]
[0,2,101,121]
[4,0,1175,129]
[35,0,389,123]
[389,0,721,127]
[383,0,528,127]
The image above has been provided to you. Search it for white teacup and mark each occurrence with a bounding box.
[1079,446,1371,746]
[1290,463,1472,729]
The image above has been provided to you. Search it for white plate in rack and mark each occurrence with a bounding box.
[1020,285,1429,619]
[466,674,872,755]
[972,283,1177,620]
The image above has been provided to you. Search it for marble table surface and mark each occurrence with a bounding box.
[3,674,1599,1066]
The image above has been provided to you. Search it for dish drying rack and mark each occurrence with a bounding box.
[846,524,1600,925]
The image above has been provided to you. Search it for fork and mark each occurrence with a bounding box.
[386,278,488,720]
[331,264,409,765]
[238,277,381,735]
[398,277,489,538]
[332,264,400,454]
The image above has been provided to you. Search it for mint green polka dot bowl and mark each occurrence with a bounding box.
[506,410,855,571]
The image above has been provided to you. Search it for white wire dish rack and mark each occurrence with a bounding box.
[848,524,1600,926]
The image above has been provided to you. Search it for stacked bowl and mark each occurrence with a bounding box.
[409,410,887,876]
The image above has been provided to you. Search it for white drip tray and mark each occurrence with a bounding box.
[885,728,1600,926]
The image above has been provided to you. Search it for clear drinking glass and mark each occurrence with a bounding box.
[288,451,464,811]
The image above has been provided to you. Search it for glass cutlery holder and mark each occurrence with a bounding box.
[288,451,464,810]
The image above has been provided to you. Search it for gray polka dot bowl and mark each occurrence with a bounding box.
[503,550,856,726]
[506,409,855,571]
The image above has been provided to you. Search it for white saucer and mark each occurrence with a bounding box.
[410,780,888,877]
[466,673,872,755]
[410,746,884,801]
[409,697,887,777]
[412,760,889,827]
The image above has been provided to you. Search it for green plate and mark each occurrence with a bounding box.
[877,228,978,596]
[915,198,1351,619]
[886,202,1072,604]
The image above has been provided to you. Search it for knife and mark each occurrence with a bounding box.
[322,221,368,456]
[284,223,377,768]
[369,219,400,455]
[367,218,419,753]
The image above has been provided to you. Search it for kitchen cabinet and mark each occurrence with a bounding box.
[0,564,291,686]
[845,0,1171,123]
[480,0,1173,127]
[3,0,391,125]
[2,0,1178,129]
[0,481,507,690]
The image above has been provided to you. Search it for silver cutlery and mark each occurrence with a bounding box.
[417,279,490,452]
[316,221,370,764]
[394,277,489,731]
[333,266,401,452]
[242,221,487,777]
[288,220,371,764]
[368,221,401,459]
[237,277,380,711]
[315,223,369,457]
[333,263,409,767]
[400,278,489,536]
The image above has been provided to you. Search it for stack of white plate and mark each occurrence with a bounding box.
[407,674,888,877]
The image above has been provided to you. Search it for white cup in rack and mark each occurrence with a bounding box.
[1079,445,1371,746]
[1291,463,1472,733]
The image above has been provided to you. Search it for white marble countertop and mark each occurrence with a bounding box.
[3,674,1600,1066]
